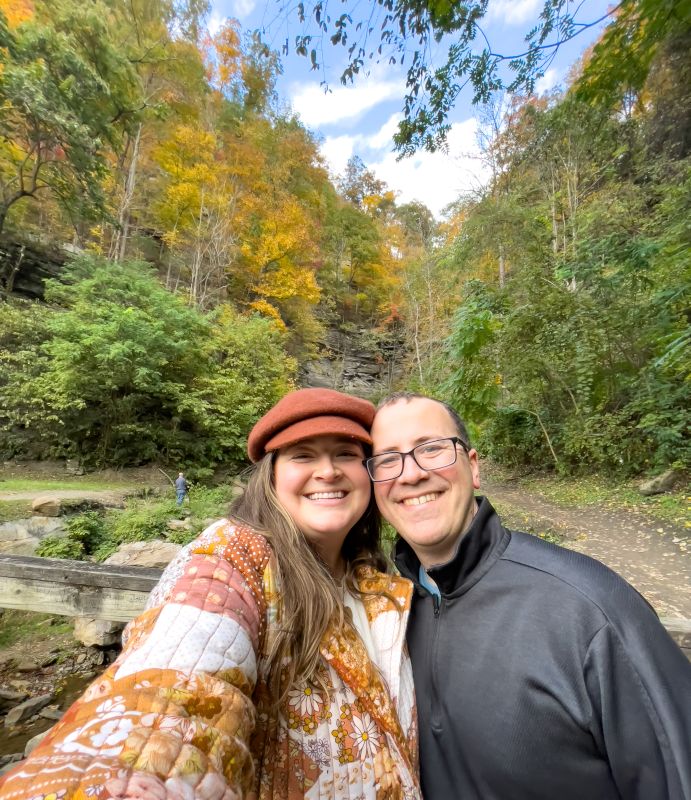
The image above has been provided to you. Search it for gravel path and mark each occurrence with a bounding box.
[483,478,691,618]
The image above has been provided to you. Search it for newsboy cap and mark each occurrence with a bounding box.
[247,388,375,462]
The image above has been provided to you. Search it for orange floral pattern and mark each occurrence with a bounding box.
[0,520,419,800]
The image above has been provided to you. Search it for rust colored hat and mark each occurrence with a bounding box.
[248,388,375,462]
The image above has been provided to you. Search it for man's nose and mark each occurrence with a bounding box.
[398,451,427,483]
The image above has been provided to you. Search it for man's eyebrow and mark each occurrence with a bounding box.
[373,435,445,454]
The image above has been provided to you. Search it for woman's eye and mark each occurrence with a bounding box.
[337,449,362,459]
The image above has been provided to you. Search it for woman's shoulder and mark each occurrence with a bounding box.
[189,518,272,569]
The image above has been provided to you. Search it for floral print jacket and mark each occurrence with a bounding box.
[0,520,420,800]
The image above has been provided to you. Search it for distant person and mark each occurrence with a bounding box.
[174,471,188,505]
[368,391,691,800]
[0,389,421,799]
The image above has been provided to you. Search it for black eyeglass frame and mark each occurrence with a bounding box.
[364,436,469,482]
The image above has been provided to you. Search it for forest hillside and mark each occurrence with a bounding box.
[1,0,689,479]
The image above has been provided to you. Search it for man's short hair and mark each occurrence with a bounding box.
[376,392,472,447]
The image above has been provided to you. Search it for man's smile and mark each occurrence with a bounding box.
[401,492,441,507]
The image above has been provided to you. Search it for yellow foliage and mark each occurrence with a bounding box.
[0,0,33,27]
[248,299,287,330]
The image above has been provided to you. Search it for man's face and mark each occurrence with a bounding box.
[371,398,480,568]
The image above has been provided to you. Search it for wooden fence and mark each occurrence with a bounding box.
[0,554,689,660]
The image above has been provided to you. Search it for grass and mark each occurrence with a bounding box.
[0,609,72,649]
[0,478,136,492]
[484,462,689,528]
[0,500,32,522]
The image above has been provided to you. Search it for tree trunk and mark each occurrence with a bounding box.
[111,123,142,263]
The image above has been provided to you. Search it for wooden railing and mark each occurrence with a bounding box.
[0,554,688,660]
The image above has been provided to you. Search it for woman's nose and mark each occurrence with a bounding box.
[315,456,341,479]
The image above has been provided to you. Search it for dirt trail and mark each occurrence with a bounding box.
[0,489,131,504]
[482,477,691,619]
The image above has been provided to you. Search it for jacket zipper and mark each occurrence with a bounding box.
[430,593,442,732]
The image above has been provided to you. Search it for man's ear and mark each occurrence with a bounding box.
[467,448,481,490]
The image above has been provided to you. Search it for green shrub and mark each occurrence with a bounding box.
[36,535,85,560]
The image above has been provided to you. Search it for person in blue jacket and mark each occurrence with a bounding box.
[368,391,691,800]
[174,471,188,505]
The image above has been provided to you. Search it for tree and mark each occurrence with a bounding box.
[278,0,690,155]
[0,1,143,237]
[0,255,296,467]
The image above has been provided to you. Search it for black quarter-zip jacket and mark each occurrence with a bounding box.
[394,498,691,800]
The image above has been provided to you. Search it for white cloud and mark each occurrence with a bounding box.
[486,0,542,26]
[231,0,257,18]
[207,11,225,35]
[535,68,560,94]
[290,77,403,128]
[319,118,489,217]
[320,135,357,178]
[363,114,402,150]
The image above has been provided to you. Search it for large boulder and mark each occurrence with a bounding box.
[31,496,62,517]
[105,540,182,569]
[639,469,681,496]
[73,618,123,648]
[0,517,66,555]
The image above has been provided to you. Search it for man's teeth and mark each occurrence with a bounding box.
[402,493,439,506]
[307,491,345,500]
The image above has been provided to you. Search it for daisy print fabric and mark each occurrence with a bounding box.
[0,523,420,800]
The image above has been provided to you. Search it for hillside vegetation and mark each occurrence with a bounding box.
[0,0,688,478]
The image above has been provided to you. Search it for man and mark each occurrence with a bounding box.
[368,392,691,800]
[174,471,188,505]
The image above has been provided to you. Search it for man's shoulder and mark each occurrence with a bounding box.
[500,529,656,623]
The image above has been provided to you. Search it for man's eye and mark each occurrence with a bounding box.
[337,450,361,459]
[377,454,401,467]
[418,444,444,455]
[290,453,312,461]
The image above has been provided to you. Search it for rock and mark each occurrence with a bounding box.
[39,705,64,721]
[0,688,28,711]
[639,469,681,496]
[65,459,84,476]
[166,518,192,532]
[105,539,181,568]
[73,618,124,648]
[0,753,23,774]
[14,661,41,673]
[24,727,52,756]
[0,517,66,555]
[31,496,62,517]
[4,693,54,727]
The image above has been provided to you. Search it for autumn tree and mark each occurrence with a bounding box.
[0,0,143,237]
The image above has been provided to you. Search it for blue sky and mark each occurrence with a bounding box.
[209,0,613,216]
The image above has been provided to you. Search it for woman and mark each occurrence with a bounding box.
[0,389,420,800]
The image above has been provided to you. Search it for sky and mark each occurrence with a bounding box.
[208,0,613,217]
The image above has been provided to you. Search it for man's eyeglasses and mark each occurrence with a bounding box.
[364,437,468,482]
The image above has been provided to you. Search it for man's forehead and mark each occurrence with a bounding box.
[371,398,456,450]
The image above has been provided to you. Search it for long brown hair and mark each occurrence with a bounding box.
[230,450,390,702]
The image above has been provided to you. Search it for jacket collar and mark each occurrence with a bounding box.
[393,496,510,596]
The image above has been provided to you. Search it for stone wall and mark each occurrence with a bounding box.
[301,327,406,399]
[0,241,67,300]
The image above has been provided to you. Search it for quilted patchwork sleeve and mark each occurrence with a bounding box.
[0,521,273,800]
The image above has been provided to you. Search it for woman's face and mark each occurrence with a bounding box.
[273,434,371,564]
